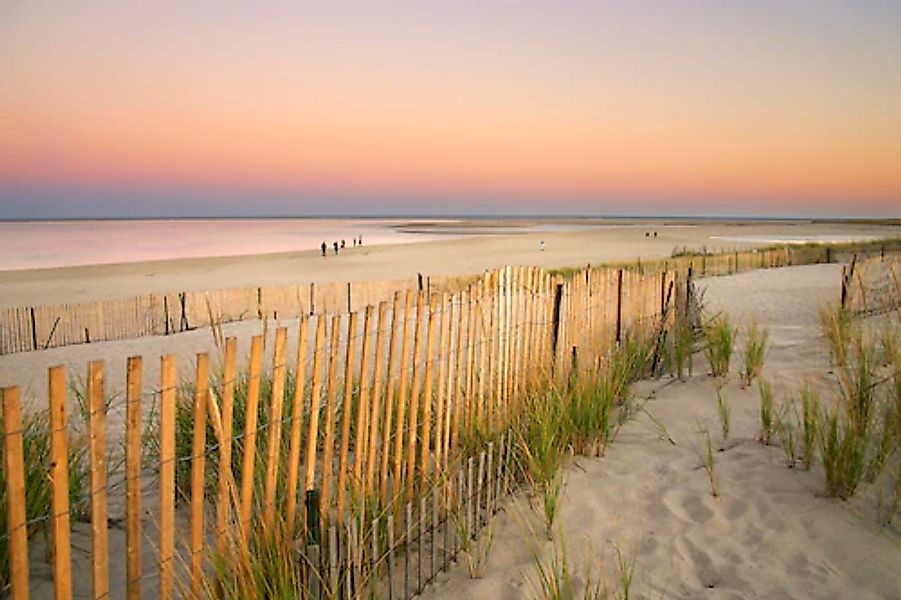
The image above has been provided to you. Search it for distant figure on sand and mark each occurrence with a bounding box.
[654,231,658,238]
[333,241,339,255]
[321,241,327,256]
[359,235,363,246]
[341,239,346,249]
[540,240,545,252]
[353,238,357,247]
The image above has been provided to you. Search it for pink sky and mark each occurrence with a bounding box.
[1,2,899,217]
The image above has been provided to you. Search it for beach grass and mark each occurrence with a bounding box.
[799,382,820,470]
[516,389,566,538]
[715,384,730,441]
[758,379,775,445]
[704,316,734,378]
[740,321,768,388]
[698,426,719,498]
[0,405,90,594]
[527,536,637,600]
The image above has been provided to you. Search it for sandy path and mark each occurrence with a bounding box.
[422,263,901,599]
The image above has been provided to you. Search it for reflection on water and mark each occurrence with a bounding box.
[0,218,620,271]
[0,219,443,271]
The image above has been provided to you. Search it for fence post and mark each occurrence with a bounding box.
[179,292,190,331]
[346,282,352,314]
[2,386,30,600]
[29,306,38,351]
[615,269,623,344]
[306,489,321,599]
[190,354,209,596]
[551,283,564,368]
[125,358,142,600]
[163,296,170,334]
[49,367,74,600]
[685,265,693,320]
[841,266,847,310]
[660,271,666,317]
[88,361,110,600]
[158,357,177,599]
[568,346,578,391]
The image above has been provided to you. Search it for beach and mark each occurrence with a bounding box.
[0,218,895,307]
[1,218,896,397]
[1,219,898,599]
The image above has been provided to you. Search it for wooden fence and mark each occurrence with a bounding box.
[842,254,901,316]
[1,258,695,599]
[0,276,433,355]
[0,245,809,356]
[4,242,888,599]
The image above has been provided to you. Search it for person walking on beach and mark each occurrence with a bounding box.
[341,239,346,249]
[540,240,545,252]
[358,235,363,246]
[321,241,327,256]
[333,241,339,255]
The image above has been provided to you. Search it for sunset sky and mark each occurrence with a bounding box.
[1,1,899,218]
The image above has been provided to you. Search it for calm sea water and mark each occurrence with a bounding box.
[0,218,448,271]
[0,218,616,271]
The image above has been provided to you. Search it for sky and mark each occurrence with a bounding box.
[1,1,899,219]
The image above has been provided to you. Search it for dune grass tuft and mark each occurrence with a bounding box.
[819,305,853,367]
[776,403,799,467]
[740,322,769,387]
[671,320,696,380]
[528,536,637,600]
[516,389,566,538]
[758,379,775,445]
[453,504,496,579]
[704,316,734,377]
[715,385,730,441]
[817,327,899,500]
[698,426,719,498]
[799,382,820,470]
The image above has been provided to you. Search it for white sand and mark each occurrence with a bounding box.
[1,220,896,307]
[3,222,899,598]
[422,264,901,599]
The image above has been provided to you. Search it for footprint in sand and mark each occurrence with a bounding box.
[683,538,720,589]
[786,551,811,578]
[725,497,748,520]
[681,494,714,524]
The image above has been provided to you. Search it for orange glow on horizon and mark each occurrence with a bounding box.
[1,3,899,214]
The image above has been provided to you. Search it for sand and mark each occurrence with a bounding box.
[421,263,901,599]
[3,221,900,598]
[1,219,896,307]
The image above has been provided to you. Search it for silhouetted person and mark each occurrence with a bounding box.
[359,236,363,246]
[341,239,346,249]
[645,232,650,238]
[321,241,327,256]
[653,231,658,238]
[333,241,339,255]
[353,238,357,247]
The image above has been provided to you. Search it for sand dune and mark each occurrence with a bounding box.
[422,264,901,599]
[3,226,900,599]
